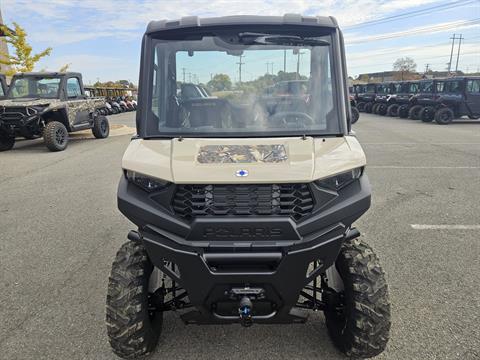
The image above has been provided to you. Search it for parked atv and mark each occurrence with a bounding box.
[106,14,391,360]
[395,81,419,118]
[356,83,378,113]
[431,77,480,124]
[372,82,395,116]
[0,72,110,152]
[408,79,444,122]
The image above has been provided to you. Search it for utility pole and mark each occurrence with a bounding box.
[455,34,464,73]
[188,72,191,83]
[283,50,286,72]
[424,64,430,73]
[265,62,270,75]
[237,55,244,83]
[182,67,186,83]
[296,51,304,79]
[448,34,456,73]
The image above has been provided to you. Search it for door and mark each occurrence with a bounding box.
[465,79,480,116]
[65,77,90,126]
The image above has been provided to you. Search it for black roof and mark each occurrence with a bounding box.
[12,72,82,78]
[146,14,338,34]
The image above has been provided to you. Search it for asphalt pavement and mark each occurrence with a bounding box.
[0,112,479,360]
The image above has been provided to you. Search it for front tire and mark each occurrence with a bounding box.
[324,238,391,358]
[435,107,454,125]
[420,106,435,122]
[43,121,69,152]
[408,105,423,120]
[351,107,360,124]
[0,132,15,151]
[357,102,366,112]
[106,241,163,359]
[377,104,387,116]
[364,102,373,113]
[398,105,409,118]
[92,115,110,139]
[386,104,399,117]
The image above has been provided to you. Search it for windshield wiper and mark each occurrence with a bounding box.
[238,32,329,46]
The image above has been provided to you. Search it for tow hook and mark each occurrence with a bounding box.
[238,296,253,327]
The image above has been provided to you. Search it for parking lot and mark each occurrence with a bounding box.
[0,112,479,360]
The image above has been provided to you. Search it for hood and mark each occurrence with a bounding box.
[122,136,367,184]
[0,98,60,107]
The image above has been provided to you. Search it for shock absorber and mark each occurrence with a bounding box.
[238,296,253,327]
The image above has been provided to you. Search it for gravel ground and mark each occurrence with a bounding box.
[0,112,478,360]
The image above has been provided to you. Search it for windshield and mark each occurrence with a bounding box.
[419,81,434,93]
[147,32,340,137]
[8,76,61,99]
[377,84,390,94]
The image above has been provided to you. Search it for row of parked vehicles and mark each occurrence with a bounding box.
[100,96,137,116]
[352,76,480,124]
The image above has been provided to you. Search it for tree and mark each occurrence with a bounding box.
[393,57,417,80]
[0,22,52,76]
[207,73,232,91]
[59,63,70,72]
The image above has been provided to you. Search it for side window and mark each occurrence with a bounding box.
[436,82,444,93]
[67,78,82,98]
[467,80,480,93]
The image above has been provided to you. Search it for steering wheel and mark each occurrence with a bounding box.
[269,111,314,128]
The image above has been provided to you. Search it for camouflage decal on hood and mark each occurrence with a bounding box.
[0,98,60,107]
[197,145,288,164]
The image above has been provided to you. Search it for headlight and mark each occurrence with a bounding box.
[125,170,170,192]
[315,167,363,191]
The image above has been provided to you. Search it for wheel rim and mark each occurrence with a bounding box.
[55,128,66,145]
[100,119,107,134]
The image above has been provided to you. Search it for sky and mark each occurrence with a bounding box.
[1,0,479,84]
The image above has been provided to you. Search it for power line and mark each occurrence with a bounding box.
[345,0,476,30]
[347,19,480,44]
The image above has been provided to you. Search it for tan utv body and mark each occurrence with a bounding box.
[106,14,391,360]
[0,72,109,152]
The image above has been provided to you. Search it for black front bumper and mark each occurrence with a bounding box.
[117,175,371,324]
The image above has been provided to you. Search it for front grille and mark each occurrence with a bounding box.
[1,107,27,122]
[173,184,313,221]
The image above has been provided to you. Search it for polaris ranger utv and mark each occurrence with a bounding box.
[408,79,444,122]
[395,81,418,118]
[431,77,480,124]
[106,14,391,360]
[0,72,109,151]
[356,83,378,113]
[372,82,395,116]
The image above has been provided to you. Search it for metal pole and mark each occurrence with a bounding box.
[448,34,456,73]
[283,50,286,72]
[455,35,463,73]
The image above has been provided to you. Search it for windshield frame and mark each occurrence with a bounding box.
[7,75,64,100]
[136,25,348,138]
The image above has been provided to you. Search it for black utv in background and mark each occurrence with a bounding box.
[431,77,480,124]
[0,74,7,99]
[395,81,418,118]
[372,82,395,116]
[408,79,444,122]
[356,83,378,113]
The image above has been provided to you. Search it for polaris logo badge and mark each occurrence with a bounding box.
[236,169,249,177]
